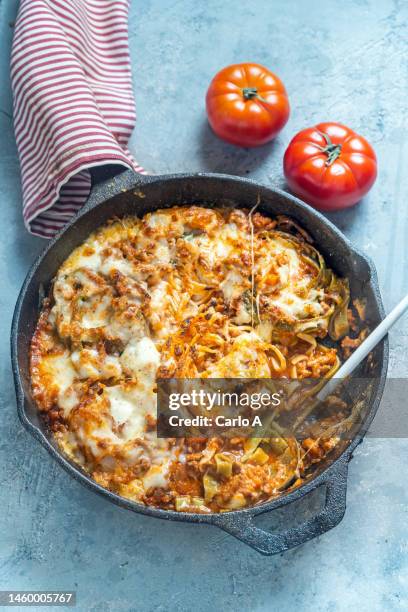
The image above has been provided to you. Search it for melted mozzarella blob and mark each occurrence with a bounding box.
[120,337,160,382]
[205,333,271,378]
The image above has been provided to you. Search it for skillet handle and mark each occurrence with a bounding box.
[86,167,151,212]
[212,457,349,555]
[89,164,130,186]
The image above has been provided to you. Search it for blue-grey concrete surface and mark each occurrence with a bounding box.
[0,0,407,610]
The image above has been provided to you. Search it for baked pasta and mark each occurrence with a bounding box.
[30,206,351,512]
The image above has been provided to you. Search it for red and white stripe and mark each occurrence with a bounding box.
[11,0,144,239]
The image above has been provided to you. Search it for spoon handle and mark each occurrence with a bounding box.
[317,293,408,401]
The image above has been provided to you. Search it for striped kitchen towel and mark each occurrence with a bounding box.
[11,0,144,238]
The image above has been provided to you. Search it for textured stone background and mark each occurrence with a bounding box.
[0,0,407,610]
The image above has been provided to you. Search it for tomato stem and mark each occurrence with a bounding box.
[317,130,342,166]
[242,87,269,104]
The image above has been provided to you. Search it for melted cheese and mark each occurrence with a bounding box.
[31,206,343,510]
[220,270,244,302]
[120,337,160,382]
[105,386,146,432]
[147,281,176,337]
[58,387,79,416]
[142,464,169,490]
[65,240,103,272]
[42,353,76,397]
[71,348,122,380]
[80,294,112,329]
[205,333,271,378]
[257,236,324,319]
[99,250,136,277]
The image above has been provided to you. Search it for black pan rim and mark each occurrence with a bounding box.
[11,171,389,526]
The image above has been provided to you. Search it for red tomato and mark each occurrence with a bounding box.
[206,63,290,147]
[283,122,377,211]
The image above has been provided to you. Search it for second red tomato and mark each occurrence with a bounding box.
[283,123,377,211]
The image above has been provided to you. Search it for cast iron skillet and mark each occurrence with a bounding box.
[11,169,388,555]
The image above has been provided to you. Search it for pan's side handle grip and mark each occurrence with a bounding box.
[90,164,130,186]
[212,458,348,556]
[85,167,151,212]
